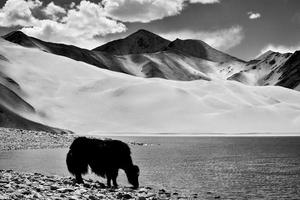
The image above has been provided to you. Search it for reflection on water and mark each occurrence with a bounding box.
[1,137,300,199]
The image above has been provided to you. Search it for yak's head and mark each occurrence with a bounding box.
[126,165,139,189]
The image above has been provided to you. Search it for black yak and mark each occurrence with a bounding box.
[66,137,139,188]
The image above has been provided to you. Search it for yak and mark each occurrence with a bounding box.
[66,137,139,188]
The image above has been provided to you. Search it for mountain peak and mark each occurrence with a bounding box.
[256,50,282,61]
[93,29,170,55]
[132,29,154,35]
[126,29,168,42]
[3,31,29,40]
[2,31,37,48]
[167,38,244,63]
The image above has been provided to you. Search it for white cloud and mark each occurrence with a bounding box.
[247,11,261,19]
[43,2,66,20]
[0,0,126,48]
[259,44,300,55]
[102,0,186,23]
[161,26,244,51]
[0,0,41,26]
[189,0,220,4]
[102,0,220,23]
[70,2,76,9]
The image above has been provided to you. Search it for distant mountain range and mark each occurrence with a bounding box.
[2,30,244,81]
[3,29,300,91]
[1,32,300,134]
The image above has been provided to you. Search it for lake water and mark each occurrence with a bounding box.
[1,137,300,199]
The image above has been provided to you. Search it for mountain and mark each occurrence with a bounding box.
[3,31,110,69]
[276,51,300,90]
[1,38,300,134]
[93,29,171,55]
[93,29,244,63]
[3,30,244,81]
[167,39,245,63]
[0,103,66,133]
[2,30,300,90]
[228,50,300,90]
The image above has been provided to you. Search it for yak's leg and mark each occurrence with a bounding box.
[112,170,119,188]
[106,173,112,188]
[75,174,84,184]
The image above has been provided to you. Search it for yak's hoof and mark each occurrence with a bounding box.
[74,180,84,184]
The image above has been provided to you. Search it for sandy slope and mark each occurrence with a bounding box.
[3,31,246,82]
[1,39,300,134]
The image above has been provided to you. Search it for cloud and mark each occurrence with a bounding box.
[161,25,244,51]
[0,0,41,26]
[43,2,66,20]
[247,11,261,19]
[189,0,220,4]
[102,0,185,23]
[0,0,126,48]
[259,44,300,55]
[102,0,220,23]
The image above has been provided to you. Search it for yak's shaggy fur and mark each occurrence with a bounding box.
[66,137,139,188]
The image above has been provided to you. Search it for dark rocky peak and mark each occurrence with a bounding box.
[3,31,28,40]
[284,50,300,64]
[2,31,36,48]
[127,29,161,39]
[275,50,300,89]
[256,50,286,61]
[93,29,170,55]
[167,38,244,63]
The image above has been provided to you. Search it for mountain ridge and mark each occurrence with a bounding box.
[167,38,245,63]
[2,29,300,90]
[93,29,171,55]
[3,30,244,81]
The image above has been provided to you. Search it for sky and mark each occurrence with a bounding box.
[0,0,299,60]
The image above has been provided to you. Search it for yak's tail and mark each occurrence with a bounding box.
[66,139,89,175]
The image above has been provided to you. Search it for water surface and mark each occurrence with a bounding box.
[1,137,300,199]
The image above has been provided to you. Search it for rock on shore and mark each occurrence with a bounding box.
[0,170,161,200]
[0,128,75,151]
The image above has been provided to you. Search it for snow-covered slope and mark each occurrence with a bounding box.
[3,31,245,81]
[1,38,300,134]
[0,52,69,133]
[228,50,300,90]
[4,30,300,91]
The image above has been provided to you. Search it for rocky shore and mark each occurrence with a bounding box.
[0,169,162,200]
[0,128,156,151]
[0,128,75,151]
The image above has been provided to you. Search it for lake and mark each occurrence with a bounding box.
[1,137,300,199]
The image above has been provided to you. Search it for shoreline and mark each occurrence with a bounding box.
[0,169,214,200]
[0,169,165,200]
[0,128,75,151]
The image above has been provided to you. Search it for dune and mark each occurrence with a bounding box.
[1,38,300,135]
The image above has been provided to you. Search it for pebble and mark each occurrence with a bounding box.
[0,195,9,200]
[0,170,159,200]
[0,127,75,151]
[0,169,209,199]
